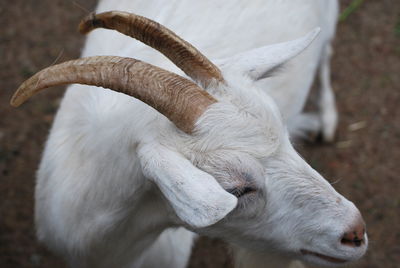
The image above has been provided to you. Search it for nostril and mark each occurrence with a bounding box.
[341,234,363,247]
[341,223,366,247]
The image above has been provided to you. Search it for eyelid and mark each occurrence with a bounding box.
[227,186,257,198]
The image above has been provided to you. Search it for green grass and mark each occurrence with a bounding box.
[339,0,365,22]
[395,18,400,37]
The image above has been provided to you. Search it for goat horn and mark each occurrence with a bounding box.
[10,56,216,133]
[79,11,224,87]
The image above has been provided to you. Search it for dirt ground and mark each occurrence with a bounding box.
[0,0,399,267]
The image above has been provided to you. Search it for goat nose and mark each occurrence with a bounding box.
[341,219,366,247]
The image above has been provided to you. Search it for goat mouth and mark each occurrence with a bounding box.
[300,249,348,264]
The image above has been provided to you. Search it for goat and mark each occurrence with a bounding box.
[11,0,367,267]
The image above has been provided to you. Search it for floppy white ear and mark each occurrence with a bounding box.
[138,143,237,228]
[218,28,320,80]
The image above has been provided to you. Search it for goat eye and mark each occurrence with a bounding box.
[227,186,257,198]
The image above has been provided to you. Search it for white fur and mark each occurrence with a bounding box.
[34,0,367,267]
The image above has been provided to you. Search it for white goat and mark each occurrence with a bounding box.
[11,0,368,267]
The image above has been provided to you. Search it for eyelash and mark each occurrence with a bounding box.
[227,186,257,198]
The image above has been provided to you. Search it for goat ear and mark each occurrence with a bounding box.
[217,28,320,81]
[138,144,237,228]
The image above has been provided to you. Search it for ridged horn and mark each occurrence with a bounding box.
[79,11,224,87]
[10,56,217,133]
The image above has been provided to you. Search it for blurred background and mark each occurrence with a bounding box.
[0,0,399,267]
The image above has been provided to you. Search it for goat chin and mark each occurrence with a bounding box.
[232,245,306,268]
[23,1,369,268]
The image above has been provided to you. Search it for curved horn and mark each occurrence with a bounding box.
[79,11,224,87]
[10,56,217,133]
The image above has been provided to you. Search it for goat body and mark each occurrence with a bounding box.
[27,0,368,267]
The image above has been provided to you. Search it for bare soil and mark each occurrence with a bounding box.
[1,0,399,267]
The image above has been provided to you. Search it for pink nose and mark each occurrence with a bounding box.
[341,218,366,247]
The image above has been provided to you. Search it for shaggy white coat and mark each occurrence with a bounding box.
[34,1,367,267]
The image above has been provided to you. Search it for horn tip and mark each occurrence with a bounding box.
[78,12,101,34]
[10,94,23,107]
[10,83,30,107]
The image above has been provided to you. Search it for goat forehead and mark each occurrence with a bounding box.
[187,101,283,157]
[217,75,283,120]
[198,152,265,181]
[178,79,287,178]
[266,169,341,208]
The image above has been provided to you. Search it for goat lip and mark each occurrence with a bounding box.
[300,249,348,264]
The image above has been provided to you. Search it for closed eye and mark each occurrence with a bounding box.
[227,186,257,198]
